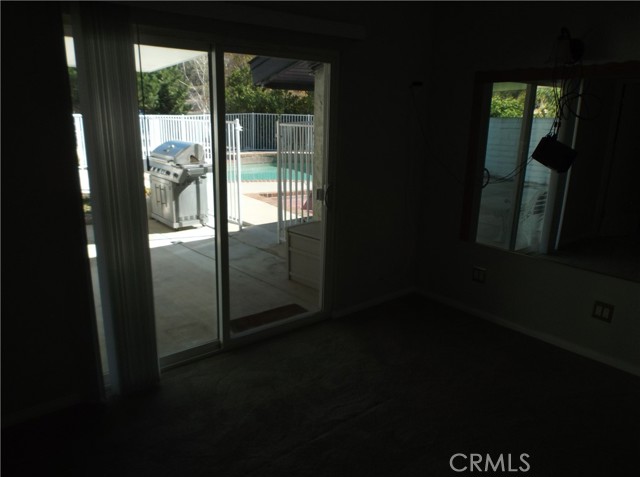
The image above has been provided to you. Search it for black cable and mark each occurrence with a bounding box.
[486,30,598,190]
[484,156,535,187]
[561,89,603,121]
[549,44,602,134]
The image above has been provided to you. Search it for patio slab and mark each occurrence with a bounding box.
[89,214,319,371]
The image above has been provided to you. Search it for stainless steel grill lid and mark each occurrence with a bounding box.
[150,140,204,165]
[148,141,210,184]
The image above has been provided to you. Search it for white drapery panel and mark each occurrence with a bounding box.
[72,3,159,395]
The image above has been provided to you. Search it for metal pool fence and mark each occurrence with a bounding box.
[276,122,314,242]
[73,113,315,235]
[73,112,314,170]
[226,113,314,151]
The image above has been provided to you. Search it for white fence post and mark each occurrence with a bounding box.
[225,119,243,229]
[277,121,314,242]
[276,119,282,241]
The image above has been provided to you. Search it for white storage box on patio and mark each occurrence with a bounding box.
[287,221,322,290]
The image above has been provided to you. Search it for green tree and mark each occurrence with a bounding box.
[225,64,313,114]
[180,55,210,113]
[490,91,525,118]
[68,55,314,116]
[175,53,314,114]
[138,66,191,114]
[533,86,557,118]
[490,87,557,118]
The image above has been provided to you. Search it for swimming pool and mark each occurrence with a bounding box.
[231,162,312,182]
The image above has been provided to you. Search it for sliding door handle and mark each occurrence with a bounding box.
[324,184,334,210]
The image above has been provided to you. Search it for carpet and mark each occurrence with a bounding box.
[3,294,639,477]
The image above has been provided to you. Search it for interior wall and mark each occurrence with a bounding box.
[418,3,640,374]
[327,4,431,310]
[1,3,102,424]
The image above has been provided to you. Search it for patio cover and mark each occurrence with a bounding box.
[65,36,204,72]
[249,56,317,91]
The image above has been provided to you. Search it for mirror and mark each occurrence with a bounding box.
[464,62,640,282]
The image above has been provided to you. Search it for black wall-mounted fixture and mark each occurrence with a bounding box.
[557,27,584,65]
[532,135,577,173]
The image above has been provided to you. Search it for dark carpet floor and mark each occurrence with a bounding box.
[3,294,640,477]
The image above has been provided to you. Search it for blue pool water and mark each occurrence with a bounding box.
[231,163,312,182]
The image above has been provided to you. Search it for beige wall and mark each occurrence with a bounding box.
[416,3,640,374]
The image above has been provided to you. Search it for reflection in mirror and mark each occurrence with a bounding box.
[550,76,640,282]
[470,64,640,282]
[476,82,559,253]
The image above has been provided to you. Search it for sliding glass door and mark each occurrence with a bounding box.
[222,52,329,336]
[134,43,221,366]
[68,3,333,393]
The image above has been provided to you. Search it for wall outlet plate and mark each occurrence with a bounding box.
[472,266,487,284]
[592,301,614,323]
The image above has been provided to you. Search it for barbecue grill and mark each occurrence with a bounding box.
[148,140,211,229]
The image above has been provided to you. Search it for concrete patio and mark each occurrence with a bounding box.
[87,185,321,372]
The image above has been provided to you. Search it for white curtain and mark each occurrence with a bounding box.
[72,2,159,395]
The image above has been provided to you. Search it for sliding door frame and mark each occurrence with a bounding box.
[212,39,338,350]
[75,5,340,391]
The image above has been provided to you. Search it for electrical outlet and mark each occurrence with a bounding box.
[592,301,614,323]
[472,266,487,284]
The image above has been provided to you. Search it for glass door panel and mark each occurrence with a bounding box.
[136,44,219,360]
[223,52,326,334]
